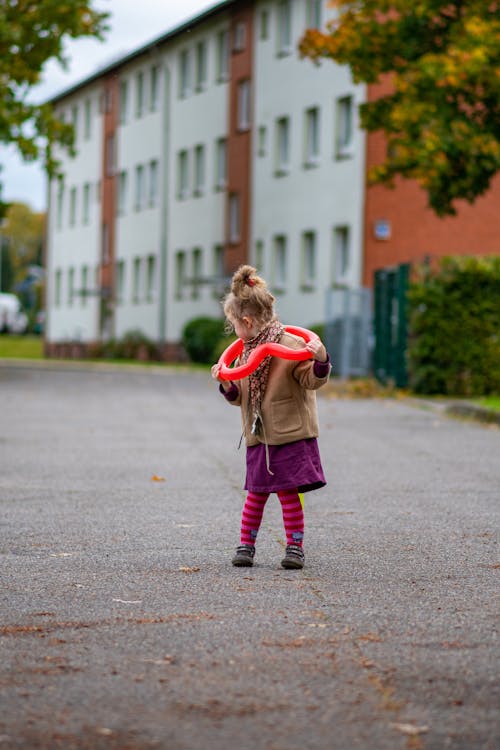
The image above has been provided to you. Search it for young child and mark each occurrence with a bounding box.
[211,265,331,569]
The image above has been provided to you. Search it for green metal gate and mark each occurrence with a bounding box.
[373,263,410,388]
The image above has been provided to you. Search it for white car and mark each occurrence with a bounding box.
[0,293,28,334]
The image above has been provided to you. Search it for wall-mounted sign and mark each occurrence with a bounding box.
[374,219,392,241]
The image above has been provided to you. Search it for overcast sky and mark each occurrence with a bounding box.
[1,0,219,212]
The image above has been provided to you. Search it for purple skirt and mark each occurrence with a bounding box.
[244,438,326,494]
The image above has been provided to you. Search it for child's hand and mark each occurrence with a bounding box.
[306,338,327,362]
[211,363,224,381]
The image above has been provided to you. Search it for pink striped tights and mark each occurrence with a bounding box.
[240,489,304,547]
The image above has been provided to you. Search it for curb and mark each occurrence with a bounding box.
[404,396,500,426]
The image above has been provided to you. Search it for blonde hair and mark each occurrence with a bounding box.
[223,265,276,330]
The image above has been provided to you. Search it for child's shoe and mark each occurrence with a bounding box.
[232,544,255,567]
[281,544,305,569]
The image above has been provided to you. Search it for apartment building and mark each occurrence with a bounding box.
[45,0,366,357]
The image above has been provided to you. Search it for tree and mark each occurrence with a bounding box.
[1,202,45,290]
[299,1,500,216]
[0,1,108,184]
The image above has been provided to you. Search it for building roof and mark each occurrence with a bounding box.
[48,0,236,104]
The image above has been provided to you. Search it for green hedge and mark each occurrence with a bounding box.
[407,256,500,396]
[182,316,226,364]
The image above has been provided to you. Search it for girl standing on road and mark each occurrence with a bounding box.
[211,265,331,570]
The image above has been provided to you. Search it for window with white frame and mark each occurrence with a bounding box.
[179,49,191,98]
[260,10,270,40]
[216,29,230,82]
[237,79,251,131]
[277,0,292,55]
[275,117,290,175]
[84,99,92,140]
[135,165,145,211]
[102,223,110,265]
[132,257,142,303]
[115,260,125,304]
[69,187,77,226]
[82,183,91,225]
[106,134,115,177]
[56,182,64,229]
[117,171,128,215]
[146,255,156,302]
[333,226,351,283]
[229,193,240,244]
[136,71,145,117]
[55,269,62,306]
[306,0,322,29]
[194,145,205,196]
[302,231,317,288]
[119,80,128,124]
[177,150,189,199]
[336,95,354,158]
[81,266,89,306]
[175,251,186,299]
[273,235,287,290]
[258,125,267,156]
[149,160,159,207]
[233,21,246,52]
[68,267,75,306]
[215,137,227,190]
[195,41,208,91]
[191,248,203,299]
[213,244,224,279]
[150,65,160,111]
[255,240,264,273]
[304,107,320,166]
[71,105,78,142]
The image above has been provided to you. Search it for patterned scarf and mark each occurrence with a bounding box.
[242,319,284,434]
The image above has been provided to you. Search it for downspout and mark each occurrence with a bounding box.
[159,63,171,355]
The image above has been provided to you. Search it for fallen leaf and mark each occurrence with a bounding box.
[112,599,142,604]
[179,566,200,573]
[151,474,166,482]
[391,723,429,736]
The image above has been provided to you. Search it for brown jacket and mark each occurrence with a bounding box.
[225,331,331,446]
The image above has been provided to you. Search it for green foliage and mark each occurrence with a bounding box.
[89,330,158,361]
[0,2,108,183]
[182,316,226,364]
[300,1,500,216]
[407,256,500,395]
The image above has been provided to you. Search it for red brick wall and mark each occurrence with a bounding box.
[363,81,500,287]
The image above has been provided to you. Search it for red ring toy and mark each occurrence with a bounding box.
[217,325,319,381]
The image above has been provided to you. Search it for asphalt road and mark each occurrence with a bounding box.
[0,363,498,750]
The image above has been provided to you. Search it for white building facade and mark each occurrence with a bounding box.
[45,0,366,358]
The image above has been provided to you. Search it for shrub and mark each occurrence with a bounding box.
[182,316,226,363]
[407,256,500,396]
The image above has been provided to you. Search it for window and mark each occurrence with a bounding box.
[302,231,316,288]
[229,193,240,244]
[177,150,189,199]
[71,105,78,142]
[106,134,115,177]
[102,223,110,264]
[150,65,160,111]
[56,182,64,229]
[258,125,267,156]
[149,160,159,207]
[135,165,145,210]
[179,49,191,98]
[273,235,287,290]
[333,226,350,283]
[175,251,186,299]
[195,41,208,92]
[68,267,75,306]
[132,257,142,303]
[136,71,145,117]
[119,80,128,124]
[255,240,264,273]
[237,79,251,131]
[216,30,230,82]
[81,266,89,307]
[275,117,290,175]
[215,137,227,190]
[55,269,62,307]
[306,0,322,29]
[304,107,320,166]
[116,260,125,304]
[82,183,91,225]
[277,0,292,56]
[104,87,112,114]
[336,95,354,158]
[69,187,77,227]
[194,145,205,196]
[117,171,128,215]
[146,255,156,302]
[233,22,246,51]
[213,244,224,279]
[191,248,203,299]
[260,10,270,40]
[84,99,92,140]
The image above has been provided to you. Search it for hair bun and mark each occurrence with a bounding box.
[231,265,260,295]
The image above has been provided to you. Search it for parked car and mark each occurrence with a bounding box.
[0,293,28,334]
